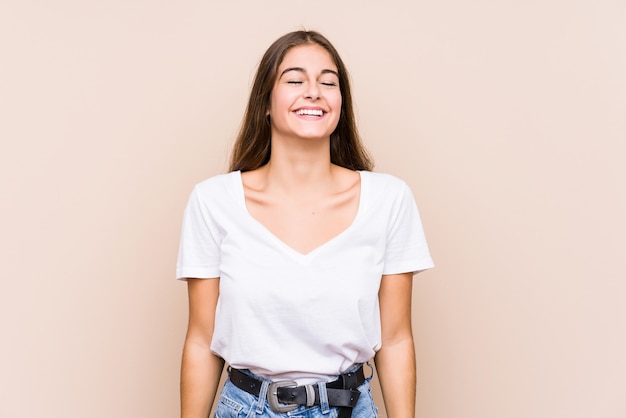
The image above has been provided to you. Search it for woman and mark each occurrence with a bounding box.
[177,30,433,418]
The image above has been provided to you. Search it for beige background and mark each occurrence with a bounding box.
[1,1,625,417]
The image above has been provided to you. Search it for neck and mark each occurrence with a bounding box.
[262,134,335,195]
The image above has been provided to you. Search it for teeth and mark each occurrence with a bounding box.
[296,109,323,116]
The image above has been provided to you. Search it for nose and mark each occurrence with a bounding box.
[304,82,320,100]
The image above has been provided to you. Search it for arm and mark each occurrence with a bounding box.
[375,272,416,418]
[181,278,225,418]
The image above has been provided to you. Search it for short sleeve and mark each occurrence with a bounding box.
[382,182,434,275]
[176,186,222,280]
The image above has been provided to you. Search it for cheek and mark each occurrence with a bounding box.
[269,89,294,113]
[330,90,342,108]
[332,94,343,115]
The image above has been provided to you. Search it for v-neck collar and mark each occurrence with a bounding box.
[232,170,367,263]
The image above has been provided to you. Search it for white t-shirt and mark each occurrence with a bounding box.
[176,170,433,384]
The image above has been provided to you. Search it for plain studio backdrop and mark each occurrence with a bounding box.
[1,1,624,417]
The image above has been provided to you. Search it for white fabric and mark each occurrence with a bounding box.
[176,170,433,384]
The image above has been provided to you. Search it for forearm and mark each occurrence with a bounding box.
[181,340,225,418]
[374,337,416,418]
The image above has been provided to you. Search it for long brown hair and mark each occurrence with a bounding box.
[229,30,373,172]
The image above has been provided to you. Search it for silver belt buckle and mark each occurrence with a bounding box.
[267,380,298,413]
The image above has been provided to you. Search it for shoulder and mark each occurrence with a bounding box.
[361,171,409,196]
[184,172,243,224]
[193,171,240,200]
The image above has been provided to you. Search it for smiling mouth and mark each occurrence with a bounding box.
[295,109,324,116]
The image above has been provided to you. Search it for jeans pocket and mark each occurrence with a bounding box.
[214,394,244,418]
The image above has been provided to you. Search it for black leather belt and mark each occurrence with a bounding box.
[229,365,365,417]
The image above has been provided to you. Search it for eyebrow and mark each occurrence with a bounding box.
[279,67,339,78]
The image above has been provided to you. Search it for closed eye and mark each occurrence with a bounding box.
[287,81,303,85]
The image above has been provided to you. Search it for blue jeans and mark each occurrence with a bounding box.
[214,366,378,418]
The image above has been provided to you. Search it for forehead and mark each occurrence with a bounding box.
[278,44,338,72]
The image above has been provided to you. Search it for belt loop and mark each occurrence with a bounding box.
[256,380,270,414]
[364,361,374,381]
[318,381,330,414]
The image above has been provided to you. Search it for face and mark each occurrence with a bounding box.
[268,44,342,142]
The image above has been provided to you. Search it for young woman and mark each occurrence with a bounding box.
[177,30,433,418]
